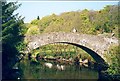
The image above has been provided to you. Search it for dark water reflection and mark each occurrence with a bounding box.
[18,59,98,80]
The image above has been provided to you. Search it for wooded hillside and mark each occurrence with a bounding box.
[27,5,119,38]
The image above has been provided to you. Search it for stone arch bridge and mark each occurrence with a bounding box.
[25,32,118,65]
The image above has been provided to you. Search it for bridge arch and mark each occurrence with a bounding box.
[59,42,105,64]
[25,32,118,65]
[33,42,106,64]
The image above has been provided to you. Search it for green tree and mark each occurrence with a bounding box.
[106,46,120,75]
[2,1,24,79]
[37,16,40,20]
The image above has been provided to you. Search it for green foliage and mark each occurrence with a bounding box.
[27,5,118,37]
[26,25,40,35]
[105,46,120,75]
[19,23,28,36]
[37,16,40,20]
[15,41,27,52]
[30,19,39,25]
[2,2,24,79]
[31,44,95,62]
[39,14,57,33]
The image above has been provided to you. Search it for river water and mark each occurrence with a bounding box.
[18,59,99,80]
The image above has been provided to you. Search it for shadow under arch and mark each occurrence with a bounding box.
[38,42,105,64]
[54,42,108,65]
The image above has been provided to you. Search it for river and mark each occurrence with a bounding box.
[17,59,99,80]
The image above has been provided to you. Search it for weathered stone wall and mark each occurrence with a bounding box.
[25,32,118,63]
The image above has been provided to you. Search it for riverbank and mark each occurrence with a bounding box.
[98,71,120,81]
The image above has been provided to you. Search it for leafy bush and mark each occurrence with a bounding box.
[106,46,120,75]
[26,25,40,35]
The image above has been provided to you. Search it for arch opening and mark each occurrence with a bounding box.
[58,42,105,63]
[33,42,108,66]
